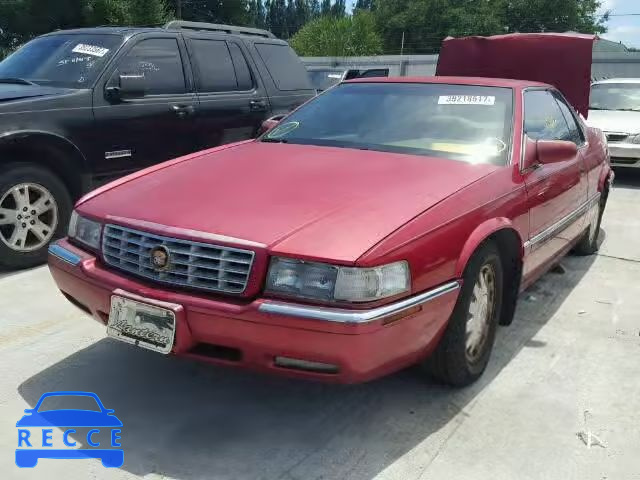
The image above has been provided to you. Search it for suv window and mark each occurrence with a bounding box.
[117,38,186,95]
[228,43,253,91]
[255,43,311,91]
[524,90,572,142]
[553,92,584,145]
[189,39,237,92]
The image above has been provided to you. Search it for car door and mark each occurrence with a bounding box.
[183,34,270,150]
[522,89,588,276]
[92,34,197,178]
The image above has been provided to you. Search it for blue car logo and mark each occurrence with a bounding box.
[16,391,123,468]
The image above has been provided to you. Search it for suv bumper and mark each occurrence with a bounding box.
[48,239,460,383]
[608,142,640,167]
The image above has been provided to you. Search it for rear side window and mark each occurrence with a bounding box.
[255,43,311,91]
[524,90,572,142]
[117,38,186,95]
[228,43,253,91]
[189,39,236,92]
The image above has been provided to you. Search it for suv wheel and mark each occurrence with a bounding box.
[0,163,72,269]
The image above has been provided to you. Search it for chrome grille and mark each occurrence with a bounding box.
[102,225,255,294]
[605,132,628,143]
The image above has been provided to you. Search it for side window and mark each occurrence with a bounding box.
[524,90,572,142]
[228,43,253,91]
[255,42,312,91]
[117,38,186,95]
[553,93,585,145]
[189,39,250,93]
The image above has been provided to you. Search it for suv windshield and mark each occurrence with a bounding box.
[0,33,122,88]
[262,82,513,165]
[590,83,640,111]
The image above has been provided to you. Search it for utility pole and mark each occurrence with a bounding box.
[400,31,405,56]
[176,0,182,19]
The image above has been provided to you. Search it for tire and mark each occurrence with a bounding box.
[0,163,72,269]
[574,188,608,256]
[423,241,504,387]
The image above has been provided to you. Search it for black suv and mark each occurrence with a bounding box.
[0,21,314,268]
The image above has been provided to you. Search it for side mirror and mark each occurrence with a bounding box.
[258,114,286,136]
[537,139,578,164]
[106,74,146,101]
[523,137,578,170]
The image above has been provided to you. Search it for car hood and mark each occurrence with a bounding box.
[0,83,71,102]
[437,33,595,117]
[16,410,123,427]
[587,109,640,135]
[80,142,499,262]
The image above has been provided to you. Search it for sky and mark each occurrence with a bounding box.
[600,0,640,49]
[345,0,640,49]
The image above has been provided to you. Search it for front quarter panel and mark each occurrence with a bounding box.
[358,168,529,294]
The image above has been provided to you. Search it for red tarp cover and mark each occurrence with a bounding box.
[436,33,596,117]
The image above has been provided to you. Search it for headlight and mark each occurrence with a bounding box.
[266,257,410,303]
[68,211,102,250]
[631,134,640,144]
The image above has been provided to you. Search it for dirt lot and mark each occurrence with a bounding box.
[1,172,639,480]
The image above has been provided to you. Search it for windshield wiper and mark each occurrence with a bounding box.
[261,138,289,143]
[0,77,37,86]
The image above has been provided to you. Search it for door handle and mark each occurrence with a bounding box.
[171,104,195,118]
[249,99,267,112]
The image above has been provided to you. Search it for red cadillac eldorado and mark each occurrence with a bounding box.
[48,33,613,386]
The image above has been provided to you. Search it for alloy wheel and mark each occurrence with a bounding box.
[0,183,58,252]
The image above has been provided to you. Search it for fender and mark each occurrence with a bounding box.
[598,163,614,193]
[454,217,524,277]
[0,129,87,168]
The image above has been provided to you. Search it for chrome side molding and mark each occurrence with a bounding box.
[258,280,461,324]
[524,192,600,250]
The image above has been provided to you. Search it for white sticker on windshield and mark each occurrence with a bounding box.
[328,74,343,79]
[438,95,496,106]
[72,44,110,57]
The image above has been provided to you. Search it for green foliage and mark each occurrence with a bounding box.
[290,10,383,56]
[374,0,608,54]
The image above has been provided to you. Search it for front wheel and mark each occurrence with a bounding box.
[423,242,504,387]
[574,188,608,256]
[0,163,72,269]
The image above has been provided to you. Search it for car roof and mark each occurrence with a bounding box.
[346,76,550,89]
[592,78,640,84]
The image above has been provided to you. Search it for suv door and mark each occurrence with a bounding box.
[92,34,197,178]
[183,34,270,149]
[522,89,588,274]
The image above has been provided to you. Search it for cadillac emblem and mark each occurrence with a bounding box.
[150,246,170,271]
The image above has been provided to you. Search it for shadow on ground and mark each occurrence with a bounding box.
[18,254,596,480]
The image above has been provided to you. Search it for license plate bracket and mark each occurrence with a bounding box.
[107,295,177,354]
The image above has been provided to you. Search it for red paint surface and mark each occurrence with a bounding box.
[436,33,595,117]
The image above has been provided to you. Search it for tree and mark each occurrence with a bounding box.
[355,0,375,9]
[374,0,608,54]
[129,0,170,24]
[290,10,383,56]
[504,0,608,34]
[179,0,249,25]
[321,0,331,15]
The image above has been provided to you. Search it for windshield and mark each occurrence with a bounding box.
[262,82,513,165]
[0,34,122,88]
[589,83,640,111]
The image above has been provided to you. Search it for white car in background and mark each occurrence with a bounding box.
[588,78,640,168]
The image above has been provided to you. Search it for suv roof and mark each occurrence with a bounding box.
[43,21,277,40]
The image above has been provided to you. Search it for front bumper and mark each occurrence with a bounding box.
[608,142,640,167]
[48,239,460,383]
